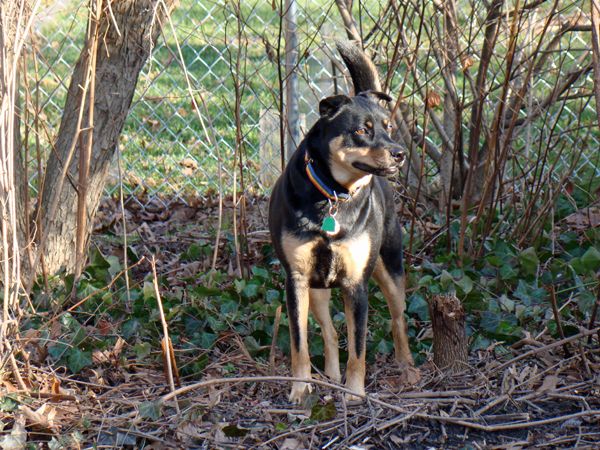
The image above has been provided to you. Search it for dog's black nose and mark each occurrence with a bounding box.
[389,145,405,164]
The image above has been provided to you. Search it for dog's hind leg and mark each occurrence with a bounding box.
[309,288,341,382]
[372,256,414,365]
[285,274,312,403]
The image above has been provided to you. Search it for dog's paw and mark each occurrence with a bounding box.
[344,379,365,403]
[288,382,312,404]
[344,392,365,404]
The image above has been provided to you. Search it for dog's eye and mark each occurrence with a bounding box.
[355,128,367,135]
[386,123,394,133]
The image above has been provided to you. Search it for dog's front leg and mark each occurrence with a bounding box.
[343,284,369,401]
[286,274,312,404]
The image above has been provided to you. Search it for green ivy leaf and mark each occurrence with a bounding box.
[243,335,262,355]
[376,339,394,354]
[121,319,141,339]
[470,334,491,351]
[0,395,18,412]
[407,293,429,321]
[499,264,518,280]
[133,342,152,359]
[138,400,162,420]
[455,275,473,294]
[251,266,269,280]
[198,332,217,349]
[48,342,70,361]
[106,255,122,279]
[518,247,539,276]
[234,279,245,294]
[576,290,596,314]
[242,283,260,299]
[265,289,280,303]
[182,243,203,261]
[310,400,337,422]
[142,280,155,301]
[220,299,239,316]
[580,247,600,272]
[222,424,249,438]
[486,254,503,267]
[193,285,223,297]
[480,311,518,336]
[440,270,453,289]
[417,275,433,287]
[498,295,515,312]
[67,348,92,373]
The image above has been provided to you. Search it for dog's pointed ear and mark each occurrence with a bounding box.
[319,95,352,117]
[358,90,392,104]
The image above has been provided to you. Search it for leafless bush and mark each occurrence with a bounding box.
[332,1,597,258]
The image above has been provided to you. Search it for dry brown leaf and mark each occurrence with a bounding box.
[182,166,195,177]
[564,206,600,230]
[19,404,58,432]
[176,420,209,445]
[536,375,560,394]
[51,377,60,395]
[93,349,112,365]
[114,337,126,357]
[426,91,441,108]
[180,157,198,170]
[2,379,17,393]
[0,413,26,450]
[280,437,304,450]
[397,365,421,386]
[50,320,62,340]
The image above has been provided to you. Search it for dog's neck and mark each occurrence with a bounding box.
[330,166,373,195]
[304,151,352,201]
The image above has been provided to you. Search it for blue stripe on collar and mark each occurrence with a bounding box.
[304,152,351,201]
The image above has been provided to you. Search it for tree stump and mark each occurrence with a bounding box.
[428,293,468,373]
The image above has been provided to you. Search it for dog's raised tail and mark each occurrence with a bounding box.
[336,40,382,94]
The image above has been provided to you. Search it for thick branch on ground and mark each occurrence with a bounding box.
[428,293,468,373]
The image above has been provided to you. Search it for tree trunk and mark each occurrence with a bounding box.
[591,0,600,129]
[428,293,468,373]
[28,0,175,280]
[438,0,463,210]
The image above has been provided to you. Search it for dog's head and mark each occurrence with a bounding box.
[309,90,405,190]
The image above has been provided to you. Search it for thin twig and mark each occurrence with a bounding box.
[416,409,600,432]
[269,305,282,375]
[495,327,599,372]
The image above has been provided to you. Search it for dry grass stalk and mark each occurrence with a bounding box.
[150,255,180,414]
[74,0,102,279]
[269,305,282,374]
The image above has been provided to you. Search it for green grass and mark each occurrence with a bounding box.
[25,0,600,200]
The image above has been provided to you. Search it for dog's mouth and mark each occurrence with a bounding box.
[352,161,398,176]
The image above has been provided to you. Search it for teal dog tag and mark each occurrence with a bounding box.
[321,216,338,233]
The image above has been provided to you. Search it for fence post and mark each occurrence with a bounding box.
[284,0,300,161]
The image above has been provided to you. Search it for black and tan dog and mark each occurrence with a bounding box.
[269,42,415,403]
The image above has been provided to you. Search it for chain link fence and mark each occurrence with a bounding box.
[28,0,600,209]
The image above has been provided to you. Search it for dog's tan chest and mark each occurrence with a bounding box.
[281,232,371,286]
